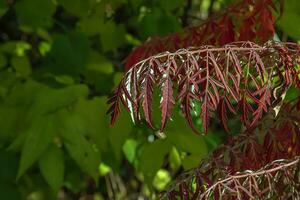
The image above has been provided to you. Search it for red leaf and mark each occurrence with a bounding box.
[160,75,175,131]
[141,69,155,129]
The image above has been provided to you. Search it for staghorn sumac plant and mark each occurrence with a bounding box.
[161,98,300,199]
[107,0,300,199]
[108,42,300,134]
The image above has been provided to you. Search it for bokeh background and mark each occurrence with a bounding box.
[0,0,299,199]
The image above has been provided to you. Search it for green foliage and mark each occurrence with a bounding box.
[278,0,300,40]
[138,8,182,39]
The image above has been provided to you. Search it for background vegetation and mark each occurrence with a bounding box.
[0,0,299,199]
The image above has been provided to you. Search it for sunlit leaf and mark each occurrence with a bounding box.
[122,139,138,163]
[152,169,171,191]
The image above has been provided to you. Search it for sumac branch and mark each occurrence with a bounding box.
[108,42,300,134]
[162,98,300,199]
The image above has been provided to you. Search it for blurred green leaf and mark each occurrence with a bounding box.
[14,0,56,29]
[0,41,18,54]
[53,75,75,85]
[278,0,300,40]
[182,154,203,170]
[108,109,132,162]
[285,86,300,101]
[15,41,32,56]
[99,163,111,176]
[11,56,32,76]
[100,22,126,51]
[122,139,138,163]
[138,8,181,39]
[77,16,104,36]
[152,169,171,191]
[87,50,114,74]
[166,111,208,155]
[58,0,93,18]
[38,145,64,191]
[169,147,181,172]
[38,41,51,56]
[72,97,109,152]
[27,84,88,119]
[47,32,89,75]
[17,114,56,179]
[139,139,171,185]
[59,111,101,180]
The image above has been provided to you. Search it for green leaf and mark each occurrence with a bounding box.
[182,154,204,170]
[83,71,114,94]
[87,50,114,74]
[47,32,89,75]
[169,146,181,172]
[14,0,56,29]
[99,22,126,52]
[278,0,300,40]
[27,84,89,119]
[285,86,300,101]
[77,16,104,36]
[15,41,31,56]
[11,56,32,76]
[166,111,208,155]
[0,105,27,142]
[152,169,171,191]
[138,8,181,40]
[122,139,138,163]
[98,163,111,176]
[54,75,75,85]
[17,115,56,179]
[113,72,124,86]
[108,108,132,162]
[38,41,51,56]
[139,139,171,185]
[58,0,93,17]
[72,97,109,152]
[38,145,64,191]
[59,111,101,180]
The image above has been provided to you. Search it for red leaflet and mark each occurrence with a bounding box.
[257,7,275,42]
[141,68,155,129]
[219,17,235,45]
[160,75,175,131]
[239,18,256,41]
[107,84,122,125]
[219,98,230,132]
